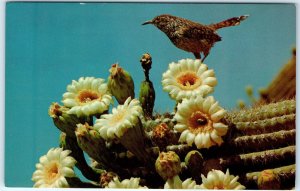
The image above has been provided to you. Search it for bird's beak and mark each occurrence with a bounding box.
[142,20,153,25]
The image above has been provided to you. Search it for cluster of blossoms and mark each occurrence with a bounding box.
[164,171,245,190]
[162,58,228,149]
[31,58,245,189]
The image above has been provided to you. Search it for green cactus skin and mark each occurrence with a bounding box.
[228,99,295,123]
[234,114,295,133]
[62,135,101,182]
[52,93,295,189]
[225,99,295,135]
[75,123,116,170]
[118,118,155,165]
[139,80,155,118]
[218,146,295,174]
[49,102,88,138]
[244,164,295,189]
[184,150,203,183]
[107,64,135,104]
[230,129,295,152]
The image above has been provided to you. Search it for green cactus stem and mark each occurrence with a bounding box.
[49,102,89,137]
[244,164,295,189]
[234,114,295,134]
[225,99,295,135]
[139,81,155,118]
[139,53,155,118]
[219,145,295,174]
[184,150,203,183]
[228,99,295,123]
[75,123,117,170]
[115,146,160,160]
[230,129,295,152]
[118,118,155,165]
[62,135,101,182]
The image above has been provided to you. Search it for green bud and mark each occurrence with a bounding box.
[107,63,135,104]
[139,80,155,118]
[185,150,203,182]
[155,151,181,180]
[49,102,84,137]
[75,123,112,168]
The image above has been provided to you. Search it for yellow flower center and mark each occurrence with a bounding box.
[77,90,101,104]
[177,72,201,90]
[45,162,60,184]
[109,109,127,126]
[187,111,213,133]
[213,184,225,189]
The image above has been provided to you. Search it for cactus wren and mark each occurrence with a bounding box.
[143,14,248,62]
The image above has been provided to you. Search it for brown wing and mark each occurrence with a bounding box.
[181,25,222,42]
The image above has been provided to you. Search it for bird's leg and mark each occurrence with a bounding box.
[202,55,208,63]
[193,52,201,60]
[202,49,210,63]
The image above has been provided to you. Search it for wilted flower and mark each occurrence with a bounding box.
[174,96,228,149]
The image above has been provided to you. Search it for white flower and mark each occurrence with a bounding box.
[94,97,143,140]
[200,169,245,189]
[62,77,112,117]
[164,175,201,189]
[162,59,217,101]
[106,177,147,188]
[32,148,76,188]
[174,96,228,149]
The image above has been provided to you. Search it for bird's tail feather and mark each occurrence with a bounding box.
[208,15,249,30]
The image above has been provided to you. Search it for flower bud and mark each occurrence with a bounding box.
[139,80,155,118]
[155,151,181,180]
[107,63,135,104]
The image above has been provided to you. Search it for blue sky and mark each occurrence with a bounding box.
[5,2,295,187]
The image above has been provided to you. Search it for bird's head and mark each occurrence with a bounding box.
[142,14,175,32]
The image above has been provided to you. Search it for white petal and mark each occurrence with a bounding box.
[211,109,226,121]
[186,132,195,146]
[213,123,228,136]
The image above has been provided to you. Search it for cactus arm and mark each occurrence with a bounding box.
[63,135,101,182]
[243,164,295,189]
